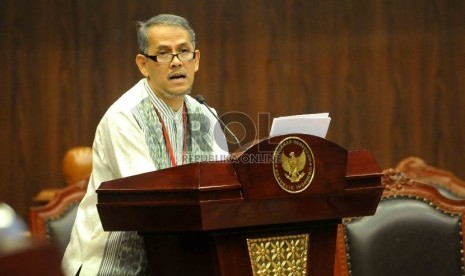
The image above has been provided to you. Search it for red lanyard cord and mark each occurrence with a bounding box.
[153,104,188,167]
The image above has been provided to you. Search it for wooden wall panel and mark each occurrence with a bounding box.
[1,0,464,220]
[0,0,81,220]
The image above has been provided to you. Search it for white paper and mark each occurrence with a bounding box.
[269,113,331,138]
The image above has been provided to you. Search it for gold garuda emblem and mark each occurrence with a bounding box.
[273,137,315,193]
[282,151,306,182]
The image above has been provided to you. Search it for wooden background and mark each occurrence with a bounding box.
[1,0,464,220]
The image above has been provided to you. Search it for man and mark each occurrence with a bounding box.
[62,14,228,276]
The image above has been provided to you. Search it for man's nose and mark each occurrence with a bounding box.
[170,55,182,67]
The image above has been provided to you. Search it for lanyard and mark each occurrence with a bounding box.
[153,104,188,167]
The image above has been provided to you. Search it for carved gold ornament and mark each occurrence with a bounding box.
[247,234,309,275]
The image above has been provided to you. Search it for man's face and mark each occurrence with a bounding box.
[137,25,200,101]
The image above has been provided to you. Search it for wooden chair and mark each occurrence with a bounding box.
[335,168,465,276]
[396,156,465,199]
[33,146,92,204]
[29,181,87,255]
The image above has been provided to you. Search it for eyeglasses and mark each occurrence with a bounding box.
[142,51,196,63]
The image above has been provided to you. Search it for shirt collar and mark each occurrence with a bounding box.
[144,79,184,121]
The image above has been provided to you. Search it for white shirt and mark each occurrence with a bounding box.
[62,79,228,276]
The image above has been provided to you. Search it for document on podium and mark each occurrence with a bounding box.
[269,113,331,138]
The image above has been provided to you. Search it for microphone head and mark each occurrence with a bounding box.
[194,94,206,104]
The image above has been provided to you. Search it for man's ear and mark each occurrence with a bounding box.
[194,50,200,72]
[135,54,149,77]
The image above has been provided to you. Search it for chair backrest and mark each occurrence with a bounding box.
[62,146,92,186]
[335,168,465,276]
[29,181,87,256]
[33,146,92,205]
[396,156,465,199]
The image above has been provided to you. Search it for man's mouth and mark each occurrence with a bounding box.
[169,72,186,80]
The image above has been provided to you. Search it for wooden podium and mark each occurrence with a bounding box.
[97,134,383,275]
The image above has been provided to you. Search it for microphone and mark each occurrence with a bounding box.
[194,95,241,148]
